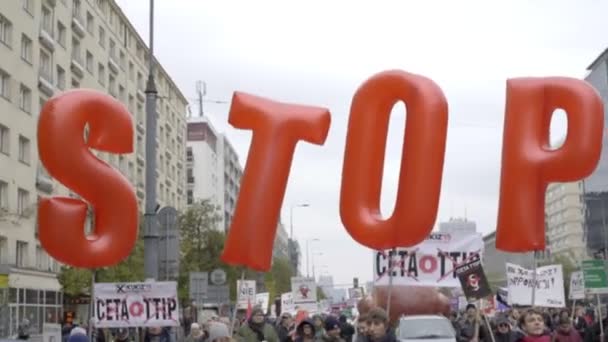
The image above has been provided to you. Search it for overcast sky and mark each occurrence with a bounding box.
[115,0,608,286]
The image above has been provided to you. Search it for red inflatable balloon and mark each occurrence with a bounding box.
[358,286,450,323]
[37,89,138,268]
[340,70,448,250]
[221,92,331,271]
[496,78,603,252]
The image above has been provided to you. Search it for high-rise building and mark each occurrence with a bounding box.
[0,0,188,336]
[186,117,243,233]
[439,217,476,234]
[582,48,608,259]
[544,182,587,262]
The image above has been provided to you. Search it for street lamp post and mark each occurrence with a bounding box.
[290,203,310,239]
[306,238,320,278]
[311,252,323,280]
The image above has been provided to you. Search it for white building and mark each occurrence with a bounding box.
[217,133,243,232]
[0,0,188,336]
[439,217,477,234]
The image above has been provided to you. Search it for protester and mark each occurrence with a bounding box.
[517,309,550,342]
[236,307,279,342]
[365,307,396,342]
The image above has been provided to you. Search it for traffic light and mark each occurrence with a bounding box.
[353,277,359,289]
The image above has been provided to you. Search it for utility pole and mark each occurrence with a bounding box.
[143,0,159,281]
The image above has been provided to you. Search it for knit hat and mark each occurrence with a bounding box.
[68,334,90,342]
[325,316,341,331]
[208,322,230,342]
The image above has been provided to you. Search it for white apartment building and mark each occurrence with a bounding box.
[0,0,188,336]
[545,182,587,262]
[186,116,221,208]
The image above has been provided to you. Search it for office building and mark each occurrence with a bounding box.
[439,217,477,234]
[545,182,587,263]
[0,0,188,336]
[582,48,608,259]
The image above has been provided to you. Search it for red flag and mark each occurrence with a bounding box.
[246,298,253,320]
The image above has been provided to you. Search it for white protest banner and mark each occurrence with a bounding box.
[92,281,179,328]
[237,280,256,309]
[43,323,61,342]
[506,263,565,308]
[255,292,270,314]
[281,292,295,314]
[373,232,484,287]
[291,277,317,311]
[569,271,585,300]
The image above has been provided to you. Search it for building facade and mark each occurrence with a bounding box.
[439,217,477,234]
[544,182,587,263]
[583,48,608,259]
[483,232,535,288]
[0,0,188,336]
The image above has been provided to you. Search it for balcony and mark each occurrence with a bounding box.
[71,13,85,38]
[137,89,145,101]
[38,69,54,97]
[39,26,55,51]
[108,55,119,74]
[187,176,195,184]
[136,151,145,166]
[36,167,53,193]
[70,53,84,78]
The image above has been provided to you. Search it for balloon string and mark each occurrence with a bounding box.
[231,270,245,337]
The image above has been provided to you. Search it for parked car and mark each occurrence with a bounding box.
[396,315,456,342]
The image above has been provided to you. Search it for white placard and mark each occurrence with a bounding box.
[237,280,256,309]
[506,263,565,308]
[255,292,270,314]
[569,271,585,300]
[291,277,317,304]
[92,282,179,328]
[43,323,61,342]
[373,232,484,287]
[281,292,295,314]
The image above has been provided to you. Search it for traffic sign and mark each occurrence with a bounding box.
[582,260,608,294]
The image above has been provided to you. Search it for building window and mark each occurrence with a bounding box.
[86,50,93,73]
[0,70,10,99]
[71,78,79,88]
[108,74,116,96]
[109,38,115,59]
[39,49,53,81]
[72,0,81,19]
[56,66,65,90]
[86,12,94,34]
[41,6,53,34]
[19,85,31,113]
[57,21,66,47]
[0,125,8,155]
[16,241,28,268]
[18,135,30,164]
[0,180,7,210]
[71,37,81,62]
[0,14,12,47]
[17,189,29,216]
[98,26,105,47]
[20,34,32,63]
[98,64,105,85]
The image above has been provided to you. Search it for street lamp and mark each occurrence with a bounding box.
[290,203,310,239]
[306,238,320,278]
[311,251,323,280]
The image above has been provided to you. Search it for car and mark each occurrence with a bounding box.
[396,315,456,342]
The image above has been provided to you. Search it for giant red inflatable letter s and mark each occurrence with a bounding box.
[37,89,138,268]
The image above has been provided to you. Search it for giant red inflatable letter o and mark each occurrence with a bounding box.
[496,78,604,252]
[38,89,138,268]
[340,70,448,250]
[221,92,331,271]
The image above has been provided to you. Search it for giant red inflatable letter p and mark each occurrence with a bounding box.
[38,89,138,268]
[496,78,604,252]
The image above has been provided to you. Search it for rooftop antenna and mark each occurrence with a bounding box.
[195,81,207,117]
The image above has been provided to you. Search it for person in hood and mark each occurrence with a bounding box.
[516,309,550,342]
[494,316,518,342]
[295,319,316,342]
[553,318,582,342]
[323,316,345,342]
[339,316,355,342]
[236,307,279,342]
[364,308,396,342]
[276,312,295,342]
